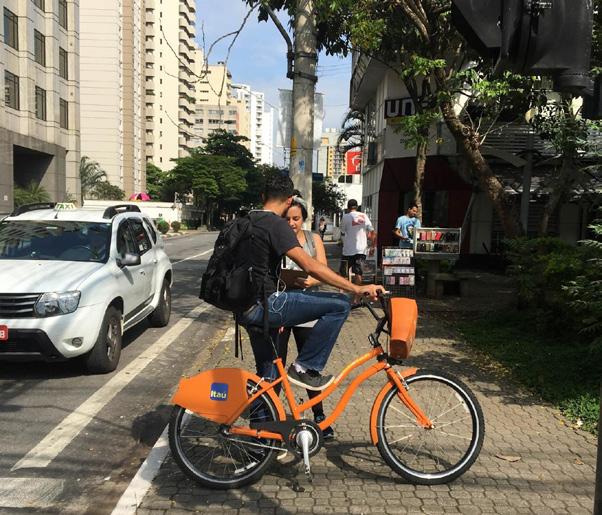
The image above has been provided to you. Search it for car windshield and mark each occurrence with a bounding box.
[0,220,111,263]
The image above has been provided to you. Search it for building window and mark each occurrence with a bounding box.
[34,30,46,66]
[60,98,68,128]
[58,0,67,29]
[4,71,19,110]
[35,86,46,120]
[3,8,18,50]
[59,47,68,79]
[33,0,45,11]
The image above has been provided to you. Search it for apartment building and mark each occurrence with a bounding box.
[317,129,345,179]
[190,50,249,148]
[232,83,273,165]
[79,0,146,197]
[144,0,196,170]
[0,0,80,214]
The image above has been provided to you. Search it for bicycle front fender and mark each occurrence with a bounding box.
[369,367,418,445]
[171,368,286,425]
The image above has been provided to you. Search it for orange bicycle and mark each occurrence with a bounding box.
[168,296,484,489]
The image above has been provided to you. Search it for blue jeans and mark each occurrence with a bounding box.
[240,291,351,376]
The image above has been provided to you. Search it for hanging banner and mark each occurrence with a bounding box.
[277,89,324,150]
[346,150,362,174]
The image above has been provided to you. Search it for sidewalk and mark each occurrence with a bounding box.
[136,267,596,514]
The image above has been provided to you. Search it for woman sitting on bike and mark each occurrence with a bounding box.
[280,194,334,439]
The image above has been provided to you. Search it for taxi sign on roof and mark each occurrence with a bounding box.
[55,202,77,210]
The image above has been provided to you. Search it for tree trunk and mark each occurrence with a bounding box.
[413,134,428,220]
[539,156,574,236]
[438,97,523,238]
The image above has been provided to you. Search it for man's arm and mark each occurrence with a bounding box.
[286,247,385,300]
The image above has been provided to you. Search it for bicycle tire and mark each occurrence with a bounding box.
[376,370,484,484]
[169,381,279,489]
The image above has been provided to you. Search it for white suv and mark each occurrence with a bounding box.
[0,203,173,373]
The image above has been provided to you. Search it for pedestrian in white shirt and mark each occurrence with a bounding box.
[339,199,375,285]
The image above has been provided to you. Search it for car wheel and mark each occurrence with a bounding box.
[84,306,122,374]
[149,279,171,327]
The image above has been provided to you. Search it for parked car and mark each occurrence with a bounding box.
[0,203,173,373]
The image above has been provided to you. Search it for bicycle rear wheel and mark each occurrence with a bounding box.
[376,370,484,484]
[169,381,280,489]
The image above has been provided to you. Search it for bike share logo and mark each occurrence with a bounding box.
[210,382,228,401]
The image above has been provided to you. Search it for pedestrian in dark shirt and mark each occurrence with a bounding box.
[238,174,385,390]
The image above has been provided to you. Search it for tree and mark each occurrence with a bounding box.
[79,156,107,199]
[201,129,256,171]
[531,96,602,235]
[145,162,167,201]
[165,150,247,225]
[313,179,345,215]
[90,181,125,201]
[13,181,50,207]
[248,0,529,237]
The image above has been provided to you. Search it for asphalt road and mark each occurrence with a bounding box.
[0,232,222,514]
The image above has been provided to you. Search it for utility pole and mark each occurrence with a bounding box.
[289,0,317,223]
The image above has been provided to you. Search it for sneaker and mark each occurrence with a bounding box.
[287,365,334,391]
[314,414,335,440]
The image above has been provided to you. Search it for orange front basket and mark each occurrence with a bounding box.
[388,297,418,359]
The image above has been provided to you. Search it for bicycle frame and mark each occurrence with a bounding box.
[228,344,432,442]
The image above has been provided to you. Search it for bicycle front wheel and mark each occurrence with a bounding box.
[376,370,484,484]
[169,381,280,489]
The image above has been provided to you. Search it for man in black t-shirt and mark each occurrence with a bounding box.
[239,174,385,390]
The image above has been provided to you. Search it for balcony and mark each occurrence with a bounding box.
[145,50,155,64]
[178,135,188,147]
[146,131,154,144]
[178,148,190,158]
[145,105,154,118]
[145,22,155,37]
[145,77,155,90]
[146,37,155,51]
[179,109,194,125]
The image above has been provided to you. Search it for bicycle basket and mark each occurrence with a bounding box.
[388,297,418,359]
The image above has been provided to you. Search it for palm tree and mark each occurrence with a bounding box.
[80,156,107,199]
[337,109,365,153]
[13,181,50,207]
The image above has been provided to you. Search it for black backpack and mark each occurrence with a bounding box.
[199,215,258,313]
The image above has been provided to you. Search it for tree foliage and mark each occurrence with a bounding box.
[313,179,345,215]
[145,162,167,201]
[89,181,125,201]
[13,181,50,207]
[79,156,107,200]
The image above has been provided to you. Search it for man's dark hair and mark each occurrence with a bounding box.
[264,173,294,201]
[407,203,418,211]
[347,199,359,209]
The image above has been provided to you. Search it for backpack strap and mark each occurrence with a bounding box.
[303,230,316,257]
[234,317,243,360]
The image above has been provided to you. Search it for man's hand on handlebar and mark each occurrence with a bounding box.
[354,284,387,302]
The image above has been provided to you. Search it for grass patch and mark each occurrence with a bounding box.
[458,310,600,435]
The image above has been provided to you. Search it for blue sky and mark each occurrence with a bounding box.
[195,0,352,133]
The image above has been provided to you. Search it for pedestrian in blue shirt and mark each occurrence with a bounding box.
[393,204,421,249]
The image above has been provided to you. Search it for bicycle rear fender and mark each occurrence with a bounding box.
[369,367,418,445]
[171,368,286,424]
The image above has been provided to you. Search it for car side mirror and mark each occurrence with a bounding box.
[117,252,141,267]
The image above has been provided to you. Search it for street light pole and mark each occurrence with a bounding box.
[289,0,317,223]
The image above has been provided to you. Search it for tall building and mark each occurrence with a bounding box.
[0,0,80,214]
[191,49,250,148]
[261,107,274,165]
[232,83,273,165]
[317,129,345,179]
[79,0,146,197]
[144,0,196,170]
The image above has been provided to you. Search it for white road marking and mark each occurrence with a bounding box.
[0,478,65,509]
[11,302,213,472]
[172,249,212,265]
[111,326,234,515]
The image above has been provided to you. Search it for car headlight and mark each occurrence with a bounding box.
[34,291,81,317]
